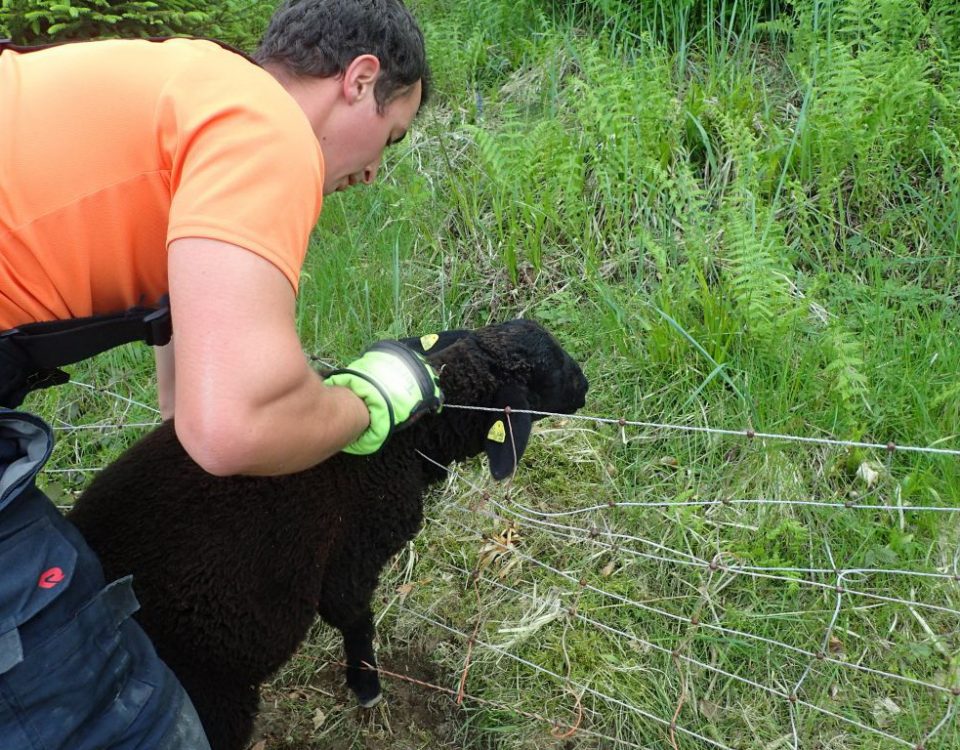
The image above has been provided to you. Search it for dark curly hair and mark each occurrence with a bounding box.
[254,0,430,111]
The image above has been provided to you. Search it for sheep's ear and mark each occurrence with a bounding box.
[485,385,533,481]
[399,330,473,356]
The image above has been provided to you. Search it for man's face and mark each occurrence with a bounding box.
[320,79,422,196]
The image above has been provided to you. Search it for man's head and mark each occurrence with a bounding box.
[255,0,430,112]
[256,0,429,195]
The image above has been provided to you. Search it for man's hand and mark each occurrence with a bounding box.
[325,341,443,454]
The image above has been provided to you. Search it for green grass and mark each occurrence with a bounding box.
[25,0,960,747]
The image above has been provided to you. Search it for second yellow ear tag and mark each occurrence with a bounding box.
[487,421,506,444]
[420,334,440,351]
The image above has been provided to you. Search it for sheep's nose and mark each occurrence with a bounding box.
[562,366,588,411]
[575,371,589,401]
[574,386,587,409]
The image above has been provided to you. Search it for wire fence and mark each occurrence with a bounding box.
[48,382,960,748]
[443,403,960,457]
[404,451,959,747]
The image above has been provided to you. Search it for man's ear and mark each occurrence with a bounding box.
[485,384,533,481]
[342,54,381,103]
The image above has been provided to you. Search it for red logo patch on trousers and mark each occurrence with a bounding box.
[38,567,65,589]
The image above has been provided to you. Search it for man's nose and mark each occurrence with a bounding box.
[362,160,380,184]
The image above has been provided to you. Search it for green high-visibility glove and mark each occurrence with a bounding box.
[325,340,443,455]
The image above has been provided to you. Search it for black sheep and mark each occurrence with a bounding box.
[67,319,589,750]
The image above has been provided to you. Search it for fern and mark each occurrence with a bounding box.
[466,124,514,188]
[461,122,518,279]
[2,0,198,43]
[463,109,587,278]
[566,39,677,247]
[0,0,273,46]
[930,127,960,252]
[929,0,960,56]
[834,0,880,52]
[519,119,586,255]
[719,207,794,334]
[823,324,870,431]
[787,0,957,242]
[715,108,763,190]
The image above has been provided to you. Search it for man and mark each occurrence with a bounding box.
[0,1,438,747]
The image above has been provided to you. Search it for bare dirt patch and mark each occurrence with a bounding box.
[249,647,464,750]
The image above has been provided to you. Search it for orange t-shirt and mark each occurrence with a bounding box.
[0,38,324,330]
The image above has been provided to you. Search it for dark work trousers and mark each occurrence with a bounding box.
[0,410,211,750]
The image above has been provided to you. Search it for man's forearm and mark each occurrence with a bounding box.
[173,359,371,477]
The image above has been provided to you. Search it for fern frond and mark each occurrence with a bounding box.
[929,0,960,55]
[823,324,870,425]
[719,207,794,333]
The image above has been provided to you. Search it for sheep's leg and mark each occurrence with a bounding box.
[319,604,382,707]
[342,612,382,707]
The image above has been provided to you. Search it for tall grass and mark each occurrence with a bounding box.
[294,1,960,746]
[29,0,960,747]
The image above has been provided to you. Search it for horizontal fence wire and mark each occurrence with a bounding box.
[345,660,647,748]
[391,588,959,750]
[496,492,960,581]
[503,497,960,514]
[444,403,960,457]
[56,381,960,458]
[416,452,960,618]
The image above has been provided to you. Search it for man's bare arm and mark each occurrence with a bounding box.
[166,237,370,476]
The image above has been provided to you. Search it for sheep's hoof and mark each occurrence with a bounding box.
[358,692,384,709]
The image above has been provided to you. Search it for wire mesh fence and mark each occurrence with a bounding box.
[46,381,960,749]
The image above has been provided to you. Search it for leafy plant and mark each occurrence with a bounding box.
[0,0,273,49]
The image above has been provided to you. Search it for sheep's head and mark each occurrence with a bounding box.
[401,319,588,479]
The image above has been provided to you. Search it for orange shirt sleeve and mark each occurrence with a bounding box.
[161,49,324,293]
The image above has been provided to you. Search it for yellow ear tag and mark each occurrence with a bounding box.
[487,420,506,444]
[420,333,440,351]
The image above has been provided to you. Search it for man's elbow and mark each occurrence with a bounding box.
[174,412,261,477]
